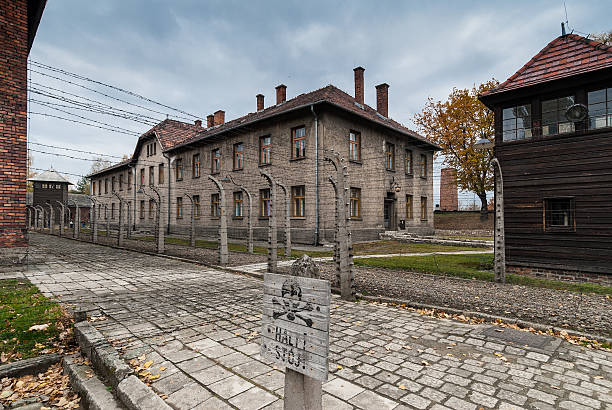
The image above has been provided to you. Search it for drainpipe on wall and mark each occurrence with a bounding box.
[163,153,171,234]
[311,104,319,245]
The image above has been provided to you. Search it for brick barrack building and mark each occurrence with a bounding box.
[0,0,46,262]
[89,68,441,244]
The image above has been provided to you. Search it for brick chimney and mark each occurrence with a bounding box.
[256,94,265,111]
[375,83,389,117]
[206,114,214,128]
[194,119,202,127]
[275,84,286,104]
[440,168,458,211]
[213,110,225,126]
[354,67,365,105]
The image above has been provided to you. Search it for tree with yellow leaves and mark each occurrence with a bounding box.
[414,80,498,219]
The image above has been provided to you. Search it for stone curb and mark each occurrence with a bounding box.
[358,294,612,345]
[0,353,61,379]
[63,354,123,410]
[73,321,171,410]
[117,375,171,410]
[74,322,132,388]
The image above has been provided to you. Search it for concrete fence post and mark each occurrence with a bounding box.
[208,175,228,265]
[277,182,292,258]
[260,170,277,273]
[184,194,196,247]
[35,206,44,231]
[26,207,32,229]
[492,158,506,284]
[104,204,110,238]
[55,201,65,237]
[47,203,54,235]
[324,150,355,301]
[138,186,164,253]
[113,193,124,247]
[226,175,254,254]
[126,202,132,240]
[67,199,80,239]
[87,197,98,243]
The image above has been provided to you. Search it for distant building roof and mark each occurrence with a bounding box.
[28,169,73,185]
[481,34,612,98]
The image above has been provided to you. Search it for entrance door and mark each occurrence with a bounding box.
[384,199,394,230]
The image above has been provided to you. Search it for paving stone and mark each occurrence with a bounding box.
[228,386,277,410]
[322,394,352,410]
[176,355,214,373]
[192,396,234,409]
[232,360,273,379]
[209,374,254,399]
[444,396,477,410]
[151,371,192,395]
[400,393,431,409]
[192,365,233,385]
[568,392,601,409]
[468,390,498,408]
[527,388,558,405]
[322,378,364,401]
[349,390,397,410]
[166,382,211,409]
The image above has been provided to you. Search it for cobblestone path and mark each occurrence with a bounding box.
[12,234,612,409]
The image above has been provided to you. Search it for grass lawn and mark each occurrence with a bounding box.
[0,280,65,362]
[440,235,493,242]
[355,253,612,296]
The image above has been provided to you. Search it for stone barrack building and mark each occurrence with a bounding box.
[89,68,440,244]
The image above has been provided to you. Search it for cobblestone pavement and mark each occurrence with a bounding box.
[12,234,612,410]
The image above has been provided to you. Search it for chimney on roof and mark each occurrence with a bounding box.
[256,94,265,111]
[213,110,225,126]
[354,67,365,105]
[375,83,389,118]
[276,84,286,104]
[206,114,214,128]
[194,119,202,127]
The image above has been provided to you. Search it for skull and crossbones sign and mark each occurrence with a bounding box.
[272,278,315,327]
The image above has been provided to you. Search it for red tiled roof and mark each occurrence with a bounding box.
[482,34,612,97]
[170,85,439,151]
[142,119,203,150]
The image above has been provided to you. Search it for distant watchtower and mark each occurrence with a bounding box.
[28,169,72,222]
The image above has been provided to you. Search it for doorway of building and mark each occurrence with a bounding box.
[384,198,395,230]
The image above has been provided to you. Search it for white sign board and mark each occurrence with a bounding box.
[261,273,331,382]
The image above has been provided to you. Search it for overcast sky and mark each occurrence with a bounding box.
[28,0,611,204]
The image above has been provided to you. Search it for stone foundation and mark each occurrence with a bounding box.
[507,265,611,286]
[0,245,29,267]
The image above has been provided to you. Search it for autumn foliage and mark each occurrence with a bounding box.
[414,80,498,215]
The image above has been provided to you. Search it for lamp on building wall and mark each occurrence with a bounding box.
[474,133,505,283]
[390,176,401,193]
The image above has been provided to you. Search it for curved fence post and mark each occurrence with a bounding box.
[47,203,54,235]
[208,175,228,265]
[55,201,66,237]
[138,186,164,253]
[113,193,125,247]
[260,170,277,272]
[277,182,291,258]
[184,194,196,247]
[67,199,80,239]
[86,196,98,243]
[126,201,132,240]
[35,206,44,231]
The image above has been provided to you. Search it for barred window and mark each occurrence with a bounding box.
[350,188,361,219]
[176,197,183,219]
[260,189,270,217]
[544,198,575,232]
[234,191,243,217]
[211,193,220,218]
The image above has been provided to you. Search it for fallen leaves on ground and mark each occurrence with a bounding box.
[0,362,80,409]
[129,355,163,385]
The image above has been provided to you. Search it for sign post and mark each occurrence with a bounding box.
[261,257,330,410]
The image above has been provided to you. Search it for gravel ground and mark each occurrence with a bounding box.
[289,263,612,338]
[75,232,270,267]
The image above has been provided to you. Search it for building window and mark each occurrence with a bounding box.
[193,195,200,219]
[405,150,413,175]
[193,154,200,178]
[104,205,108,219]
[127,171,132,190]
[292,126,306,159]
[92,181,96,195]
[139,200,145,219]
[542,96,575,136]
[97,181,101,195]
[111,203,115,219]
[176,158,183,181]
[502,104,532,141]
[260,189,270,217]
[385,142,395,170]
[588,87,612,129]
[111,176,116,192]
[234,191,243,217]
[104,178,108,194]
[149,166,155,186]
[420,196,428,221]
[233,143,244,170]
[260,136,271,165]
[211,193,220,217]
[349,131,361,161]
[176,197,183,219]
[420,154,427,178]
[544,198,575,231]
[149,200,154,219]
[406,195,413,220]
[291,186,305,217]
[98,204,101,219]
[146,145,150,157]
[211,149,221,174]
[119,174,124,191]
[350,188,361,219]
[158,164,164,185]
[139,169,145,186]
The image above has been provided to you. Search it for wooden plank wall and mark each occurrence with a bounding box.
[497,129,612,273]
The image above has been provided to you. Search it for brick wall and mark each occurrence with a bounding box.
[0,0,28,248]
[507,265,611,286]
[440,168,458,211]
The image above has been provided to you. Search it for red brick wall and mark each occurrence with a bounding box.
[506,265,611,286]
[0,0,28,247]
[440,168,458,211]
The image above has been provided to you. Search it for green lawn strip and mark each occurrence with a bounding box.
[354,254,612,296]
[440,235,494,242]
[0,280,64,361]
